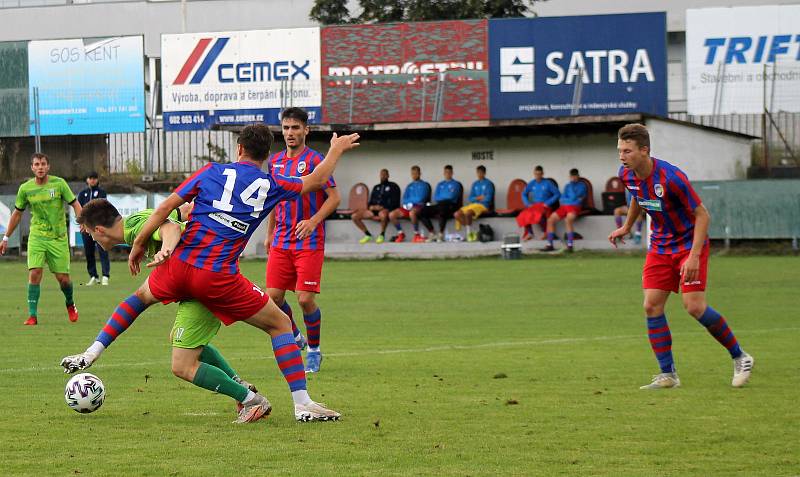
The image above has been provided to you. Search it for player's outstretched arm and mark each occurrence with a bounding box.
[300,133,360,195]
[146,221,182,268]
[130,193,187,275]
[0,209,22,255]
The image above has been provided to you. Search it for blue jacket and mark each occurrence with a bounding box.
[522,179,560,207]
[468,179,495,209]
[560,181,587,207]
[434,179,462,203]
[402,180,431,206]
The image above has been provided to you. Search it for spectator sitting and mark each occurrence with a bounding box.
[516,165,560,241]
[351,169,401,244]
[389,165,431,243]
[614,190,645,244]
[420,165,463,242]
[77,171,110,285]
[454,165,494,242]
[542,168,587,252]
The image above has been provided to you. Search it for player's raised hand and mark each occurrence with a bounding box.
[329,132,361,152]
[146,248,172,268]
[608,227,628,248]
[128,243,145,276]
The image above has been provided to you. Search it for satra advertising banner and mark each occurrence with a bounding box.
[489,13,667,119]
[27,36,145,135]
[162,28,322,131]
[686,5,800,115]
[322,20,489,124]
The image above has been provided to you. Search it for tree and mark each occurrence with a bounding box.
[309,0,352,25]
[310,0,548,25]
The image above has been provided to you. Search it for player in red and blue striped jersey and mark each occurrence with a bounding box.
[265,107,340,373]
[62,124,360,422]
[609,124,753,390]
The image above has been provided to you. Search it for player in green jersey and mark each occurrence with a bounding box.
[71,199,266,422]
[0,153,82,325]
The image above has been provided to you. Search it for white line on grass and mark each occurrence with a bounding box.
[2,326,797,375]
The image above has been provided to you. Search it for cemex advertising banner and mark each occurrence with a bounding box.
[686,5,800,115]
[162,28,321,131]
[489,13,667,119]
[322,20,489,124]
[27,36,145,135]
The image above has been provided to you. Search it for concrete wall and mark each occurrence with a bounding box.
[314,121,751,212]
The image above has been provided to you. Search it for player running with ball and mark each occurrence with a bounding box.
[609,123,754,389]
[62,124,360,422]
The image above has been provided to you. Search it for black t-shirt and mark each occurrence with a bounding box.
[369,181,401,210]
[77,186,107,206]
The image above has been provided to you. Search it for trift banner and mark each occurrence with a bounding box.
[322,20,489,124]
[686,5,800,115]
[489,13,667,120]
[27,36,145,135]
[162,28,321,131]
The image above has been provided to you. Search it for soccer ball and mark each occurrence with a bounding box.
[64,373,105,413]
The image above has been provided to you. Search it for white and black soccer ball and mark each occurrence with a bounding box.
[64,373,105,413]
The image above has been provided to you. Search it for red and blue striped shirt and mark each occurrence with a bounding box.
[173,160,303,274]
[269,147,336,251]
[619,158,706,255]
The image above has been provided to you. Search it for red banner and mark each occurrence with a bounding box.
[322,20,489,124]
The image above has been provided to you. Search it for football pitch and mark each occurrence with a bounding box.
[0,255,798,476]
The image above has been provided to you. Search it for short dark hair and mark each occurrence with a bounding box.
[411,165,420,172]
[237,124,274,161]
[618,123,650,149]
[444,165,453,171]
[77,198,120,228]
[87,171,99,179]
[281,107,309,125]
[534,165,543,173]
[31,152,49,165]
[569,168,579,176]
[476,165,486,173]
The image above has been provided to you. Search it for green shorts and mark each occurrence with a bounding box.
[170,301,222,349]
[27,236,70,273]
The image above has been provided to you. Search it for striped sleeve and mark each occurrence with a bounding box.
[274,173,303,201]
[313,154,336,190]
[175,163,213,201]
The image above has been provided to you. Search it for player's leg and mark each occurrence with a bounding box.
[679,248,752,387]
[377,209,389,243]
[266,248,305,347]
[543,210,561,250]
[98,242,110,284]
[389,209,405,241]
[614,205,628,230]
[463,209,476,241]
[409,207,424,241]
[25,267,43,325]
[640,288,679,389]
[352,209,373,243]
[516,207,534,240]
[420,205,436,239]
[82,232,99,285]
[295,250,324,372]
[564,212,578,250]
[48,237,78,322]
[437,203,449,236]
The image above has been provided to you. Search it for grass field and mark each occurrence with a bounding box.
[0,254,798,476]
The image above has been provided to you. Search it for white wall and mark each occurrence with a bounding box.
[307,122,750,211]
[645,118,751,181]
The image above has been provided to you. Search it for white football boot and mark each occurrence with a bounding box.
[732,352,754,388]
[295,401,341,422]
[640,372,681,389]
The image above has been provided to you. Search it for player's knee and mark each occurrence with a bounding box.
[171,361,192,381]
[297,294,316,311]
[643,301,664,317]
[682,300,706,319]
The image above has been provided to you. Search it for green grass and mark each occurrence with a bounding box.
[0,255,798,476]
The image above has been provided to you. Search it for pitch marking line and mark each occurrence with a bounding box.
[1,326,796,374]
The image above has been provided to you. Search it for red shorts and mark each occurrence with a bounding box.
[516,204,551,227]
[642,244,709,293]
[266,248,324,294]
[396,205,423,218]
[552,205,582,219]
[147,257,269,326]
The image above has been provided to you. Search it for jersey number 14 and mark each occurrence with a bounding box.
[212,168,271,218]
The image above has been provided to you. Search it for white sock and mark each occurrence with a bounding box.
[291,390,313,406]
[308,346,320,353]
[242,390,257,405]
[86,341,106,360]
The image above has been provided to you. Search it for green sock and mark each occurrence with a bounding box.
[60,282,74,306]
[199,344,238,379]
[191,362,248,402]
[27,284,40,317]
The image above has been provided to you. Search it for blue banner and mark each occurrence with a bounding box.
[163,107,321,131]
[489,13,667,120]
[28,36,145,135]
